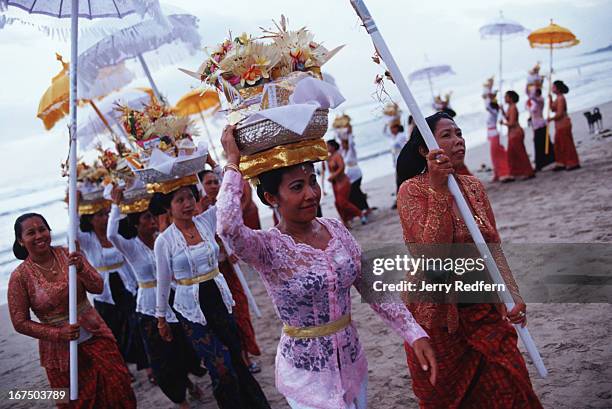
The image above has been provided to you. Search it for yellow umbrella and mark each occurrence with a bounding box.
[528,20,580,153]
[173,88,221,160]
[37,54,138,133]
[37,54,71,130]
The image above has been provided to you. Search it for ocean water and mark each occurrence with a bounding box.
[1,50,611,303]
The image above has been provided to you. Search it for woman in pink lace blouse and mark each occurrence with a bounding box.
[217,126,437,409]
[8,213,136,408]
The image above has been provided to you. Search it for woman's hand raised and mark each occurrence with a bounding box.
[427,149,453,194]
[221,125,240,166]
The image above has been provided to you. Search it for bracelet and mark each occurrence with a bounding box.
[224,163,242,175]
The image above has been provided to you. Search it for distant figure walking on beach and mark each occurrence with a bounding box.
[396,112,543,409]
[549,80,581,171]
[338,128,371,224]
[385,117,408,209]
[326,139,363,228]
[502,91,535,180]
[483,79,512,182]
[528,88,555,171]
[8,213,136,408]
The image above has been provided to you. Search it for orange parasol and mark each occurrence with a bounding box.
[173,88,221,161]
[527,20,580,153]
[37,54,71,130]
[37,54,138,133]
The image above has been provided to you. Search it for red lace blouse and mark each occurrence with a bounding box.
[8,246,114,370]
[397,173,521,333]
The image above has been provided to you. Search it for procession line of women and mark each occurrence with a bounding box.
[486,78,580,182]
[9,112,549,408]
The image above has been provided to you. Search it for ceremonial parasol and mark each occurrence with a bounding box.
[173,88,221,160]
[479,11,527,103]
[408,64,455,103]
[528,19,580,152]
[1,0,155,399]
[79,10,201,103]
[37,54,136,130]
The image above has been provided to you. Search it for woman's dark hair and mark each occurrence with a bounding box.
[395,112,455,188]
[13,213,52,260]
[149,185,200,216]
[553,80,569,94]
[505,90,519,103]
[197,169,214,181]
[391,123,405,133]
[490,100,499,111]
[255,163,315,207]
[79,214,94,232]
[118,212,144,240]
[326,139,340,151]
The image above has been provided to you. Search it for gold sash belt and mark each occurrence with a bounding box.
[40,300,92,325]
[97,262,124,272]
[138,280,157,289]
[175,268,220,286]
[283,314,351,339]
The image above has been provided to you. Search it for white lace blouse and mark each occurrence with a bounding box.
[77,229,137,305]
[107,204,178,322]
[154,206,234,325]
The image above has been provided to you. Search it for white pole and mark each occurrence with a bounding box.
[349,0,547,378]
[137,53,164,104]
[68,0,79,400]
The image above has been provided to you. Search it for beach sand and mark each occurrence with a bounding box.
[1,102,611,408]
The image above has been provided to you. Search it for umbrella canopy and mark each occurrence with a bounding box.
[79,12,201,101]
[528,20,580,49]
[480,12,527,38]
[408,64,455,102]
[1,0,146,18]
[174,89,220,117]
[408,64,455,82]
[78,88,152,148]
[37,54,135,130]
[479,12,527,129]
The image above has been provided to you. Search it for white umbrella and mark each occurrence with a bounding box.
[479,11,528,103]
[79,11,201,103]
[79,88,152,149]
[408,64,455,102]
[1,0,157,400]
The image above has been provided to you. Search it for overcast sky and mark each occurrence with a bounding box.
[0,0,610,149]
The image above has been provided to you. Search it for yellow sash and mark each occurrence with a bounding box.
[175,268,220,286]
[283,314,351,339]
[138,280,157,289]
[39,300,92,325]
[97,262,124,272]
